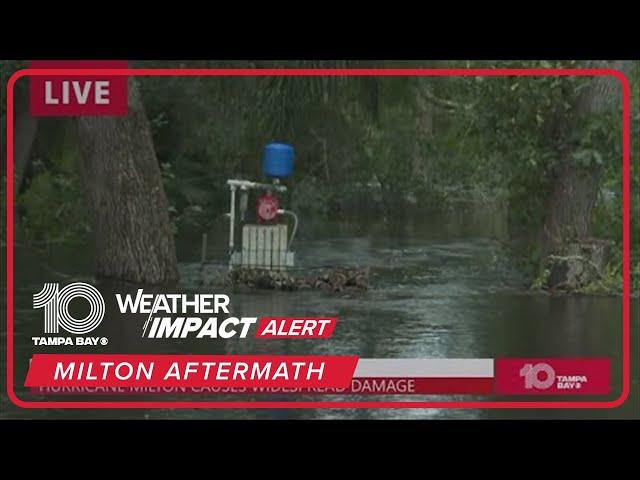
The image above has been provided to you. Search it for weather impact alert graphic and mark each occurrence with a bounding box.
[20,283,612,399]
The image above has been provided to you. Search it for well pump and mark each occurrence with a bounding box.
[226,143,298,270]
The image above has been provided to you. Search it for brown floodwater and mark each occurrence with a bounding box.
[2,204,637,419]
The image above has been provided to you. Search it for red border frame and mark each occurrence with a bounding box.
[5,67,631,409]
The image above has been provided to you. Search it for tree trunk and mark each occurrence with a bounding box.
[541,61,632,256]
[541,155,603,252]
[13,87,38,194]
[412,87,435,182]
[76,79,179,285]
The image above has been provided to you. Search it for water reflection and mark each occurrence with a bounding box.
[1,204,635,419]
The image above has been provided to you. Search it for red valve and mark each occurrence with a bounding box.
[257,191,279,223]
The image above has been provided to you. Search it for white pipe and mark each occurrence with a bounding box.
[278,209,298,249]
[227,179,287,192]
[229,185,236,256]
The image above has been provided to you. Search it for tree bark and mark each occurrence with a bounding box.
[541,61,632,255]
[413,87,435,182]
[541,154,603,252]
[13,87,38,194]
[76,79,179,285]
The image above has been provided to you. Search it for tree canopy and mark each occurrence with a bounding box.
[3,60,638,291]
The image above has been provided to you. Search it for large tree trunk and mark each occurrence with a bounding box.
[13,86,38,194]
[76,79,179,285]
[541,61,632,255]
[541,155,603,252]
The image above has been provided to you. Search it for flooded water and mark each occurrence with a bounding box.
[2,204,637,419]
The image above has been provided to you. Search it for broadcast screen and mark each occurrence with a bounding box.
[1,60,637,420]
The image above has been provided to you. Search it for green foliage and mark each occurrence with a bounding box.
[531,266,551,291]
[454,68,589,234]
[291,177,332,218]
[17,168,89,242]
[10,59,639,293]
[15,119,89,244]
[589,63,640,292]
[579,257,623,295]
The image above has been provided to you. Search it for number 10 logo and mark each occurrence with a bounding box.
[519,362,556,390]
[33,282,105,334]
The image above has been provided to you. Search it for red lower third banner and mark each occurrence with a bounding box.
[25,357,494,394]
[24,357,610,395]
[24,354,359,389]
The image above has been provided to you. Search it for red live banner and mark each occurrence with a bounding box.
[29,60,128,116]
[24,354,358,389]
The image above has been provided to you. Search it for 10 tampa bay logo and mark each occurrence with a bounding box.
[31,282,108,346]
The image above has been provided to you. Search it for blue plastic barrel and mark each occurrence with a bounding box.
[263,142,294,178]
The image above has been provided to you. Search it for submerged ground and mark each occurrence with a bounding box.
[2,204,637,419]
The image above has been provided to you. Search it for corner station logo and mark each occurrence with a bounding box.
[32,282,108,346]
[520,362,588,390]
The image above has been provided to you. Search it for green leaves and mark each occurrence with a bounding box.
[17,171,89,243]
[571,148,604,168]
